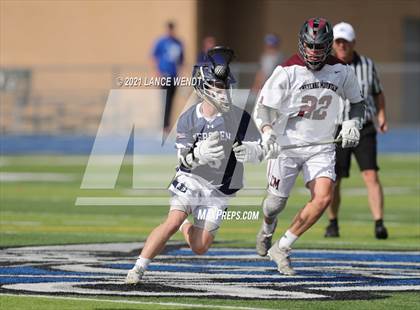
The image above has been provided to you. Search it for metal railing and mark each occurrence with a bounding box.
[1,62,419,135]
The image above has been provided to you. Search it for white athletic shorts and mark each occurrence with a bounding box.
[168,171,229,235]
[267,151,336,197]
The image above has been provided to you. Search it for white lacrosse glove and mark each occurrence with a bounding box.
[263,143,282,160]
[193,131,225,165]
[261,127,281,159]
[338,120,361,148]
[261,127,276,147]
[232,141,264,163]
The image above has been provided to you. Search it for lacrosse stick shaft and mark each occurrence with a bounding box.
[281,138,342,150]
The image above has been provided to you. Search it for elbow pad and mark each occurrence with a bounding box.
[254,104,278,131]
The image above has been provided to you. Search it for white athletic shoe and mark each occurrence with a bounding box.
[256,219,277,257]
[267,244,296,276]
[125,266,145,284]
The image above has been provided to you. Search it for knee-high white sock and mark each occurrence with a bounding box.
[262,220,276,235]
[134,256,151,271]
[278,230,298,248]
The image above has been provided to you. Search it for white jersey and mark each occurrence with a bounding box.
[257,54,363,154]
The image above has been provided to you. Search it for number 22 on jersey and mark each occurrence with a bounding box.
[297,95,332,120]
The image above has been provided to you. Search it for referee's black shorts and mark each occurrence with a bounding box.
[335,121,379,178]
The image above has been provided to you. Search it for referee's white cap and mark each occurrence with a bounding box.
[333,22,356,42]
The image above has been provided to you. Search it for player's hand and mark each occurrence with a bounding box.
[261,127,277,148]
[193,132,225,164]
[338,120,360,148]
[263,142,282,160]
[233,141,263,163]
[261,127,281,159]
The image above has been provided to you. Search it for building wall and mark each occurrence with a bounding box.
[3,0,419,68]
[1,0,419,133]
[262,0,420,62]
[1,0,197,67]
[0,1,198,134]
[198,0,420,62]
[198,0,420,124]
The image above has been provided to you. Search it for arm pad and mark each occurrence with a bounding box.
[254,104,278,131]
[349,100,366,129]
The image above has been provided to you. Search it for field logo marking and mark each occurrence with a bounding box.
[1,242,419,300]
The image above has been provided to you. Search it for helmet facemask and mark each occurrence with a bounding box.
[298,18,333,71]
[192,47,235,113]
[199,72,232,113]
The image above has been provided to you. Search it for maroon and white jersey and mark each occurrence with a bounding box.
[257,54,363,154]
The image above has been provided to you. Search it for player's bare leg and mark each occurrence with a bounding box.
[125,210,187,284]
[327,179,341,219]
[268,177,333,275]
[289,177,333,235]
[141,210,187,259]
[361,169,388,239]
[325,178,341,237]
[180,222,214,255]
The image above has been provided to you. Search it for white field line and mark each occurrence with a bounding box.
[75,197,264,206]
[296,239,420,248]
[0,293,276,310]
[0,156,175,166]
[76,188,419,206]
[122,186,419,196]
[0,172,76,182]
[0,221,41,226]
[0,157,89,166]
[310,285,420,292]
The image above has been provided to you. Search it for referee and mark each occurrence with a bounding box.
[325,22,389,239]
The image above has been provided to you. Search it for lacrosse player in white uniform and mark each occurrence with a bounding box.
[247,18,365,275]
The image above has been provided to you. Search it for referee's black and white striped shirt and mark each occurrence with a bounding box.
[342,52,383,124]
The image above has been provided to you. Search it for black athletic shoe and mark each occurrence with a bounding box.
[324,223,339,237]
[375,225,388,239]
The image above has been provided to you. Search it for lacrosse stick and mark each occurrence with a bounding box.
[281,138,342,150]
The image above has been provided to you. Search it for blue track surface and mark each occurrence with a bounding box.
[1,127,419,154]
